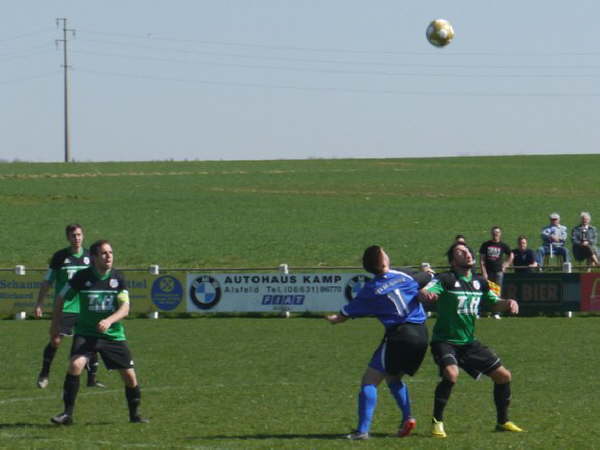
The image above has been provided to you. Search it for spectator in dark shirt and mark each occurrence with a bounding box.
[479,226,512,292]
[511,236,538,273]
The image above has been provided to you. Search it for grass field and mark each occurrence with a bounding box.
[1,155,599,269]
[2,316,600,449]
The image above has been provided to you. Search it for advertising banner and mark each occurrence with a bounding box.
[0,271,44,314]
[0,270,188,315]
[580,273,600,311]
[141,272,187,313]
[502,273,581,313]
[186,273,369,312]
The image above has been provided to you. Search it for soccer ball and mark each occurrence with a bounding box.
[426,19,454,47]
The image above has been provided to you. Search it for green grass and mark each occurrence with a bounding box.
[1,155,599,269]
[2,316,599,448]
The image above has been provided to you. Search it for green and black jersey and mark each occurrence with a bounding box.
[44,247,91,313]
[60,267,129,341]
[426,271,500,345]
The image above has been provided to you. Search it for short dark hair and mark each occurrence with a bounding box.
[517,235,527,243]
[90,239,111,256]
[455,234,465,241]
[491,226,501,232]
[446,242,474,264]
[362,245,383,275]
[65,223,83,236]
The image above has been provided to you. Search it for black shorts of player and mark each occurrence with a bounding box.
[71,335,135,370]
[59,313,79,336]
[431,340,501,380]
[381,322,429,376]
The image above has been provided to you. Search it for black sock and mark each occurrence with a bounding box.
[433,378,455,421]
[125,386,142,420]
[63,374,80,416]
[41,343,58,376]
[494,382,511,424]
[87,354,99,383]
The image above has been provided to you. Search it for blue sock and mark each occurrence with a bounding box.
[388,381,411,422]
[357,384,377,433]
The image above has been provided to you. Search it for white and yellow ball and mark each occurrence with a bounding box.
[426,19,454,47]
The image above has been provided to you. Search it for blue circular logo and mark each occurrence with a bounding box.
[151,276,183,311]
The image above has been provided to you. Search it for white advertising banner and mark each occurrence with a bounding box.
[185,273,371,312]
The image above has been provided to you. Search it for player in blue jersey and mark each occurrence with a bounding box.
[325,245,433,440]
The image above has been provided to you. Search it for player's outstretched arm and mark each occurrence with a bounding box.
[325,313,349,324]
[493,299,519,315]
[418,288,438,303]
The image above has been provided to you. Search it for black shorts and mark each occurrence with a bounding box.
[369,322,429,376]
[71,335,135,370]
[59,313,79,336]
[431,340,501,380]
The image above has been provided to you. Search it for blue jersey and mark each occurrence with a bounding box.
[341,269,429,328]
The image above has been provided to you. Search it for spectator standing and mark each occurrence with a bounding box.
[511,236,538,273]
[479,226,512,291]
[536,213,569,267]
[572,212,599,269]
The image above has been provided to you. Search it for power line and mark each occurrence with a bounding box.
[0,27,54,43]
[75,38,600,71]
[0,70,61,85]
[76,28,600,57]
[71,49,600,79]
[75,67,600,97]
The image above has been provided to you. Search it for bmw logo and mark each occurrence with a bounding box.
[189,275,222,309]
[344,275,372,302]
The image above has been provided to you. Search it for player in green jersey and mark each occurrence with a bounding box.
[49,240,148,425]
[420,242,523,438]
[34,224,103,389]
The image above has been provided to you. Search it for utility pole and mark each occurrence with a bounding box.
[56,18,75,162]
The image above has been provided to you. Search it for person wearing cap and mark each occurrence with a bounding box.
[571,211,599,270]
[536,213,569,267]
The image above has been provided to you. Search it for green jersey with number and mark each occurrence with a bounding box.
[426,271,500,345]
[44,247,91,313]
[60,267,129,340]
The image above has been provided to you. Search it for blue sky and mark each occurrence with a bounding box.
[2,1,599,162]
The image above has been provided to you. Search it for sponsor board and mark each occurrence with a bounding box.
[186,273,366,312]
[580,273,600,311]
[0,271,45,313]
[0,270,188,314]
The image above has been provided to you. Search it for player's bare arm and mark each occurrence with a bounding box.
[418,288,438,303]
[97,295,130,333]
[325,313,349,324]
[492,299,519,315]
[49,295,66,338]
[34,281,52,318]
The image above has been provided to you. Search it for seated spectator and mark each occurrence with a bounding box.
[536,212,569,266]
[511,235,538,273]
[571,211,599,269]
[479,226,512,291]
